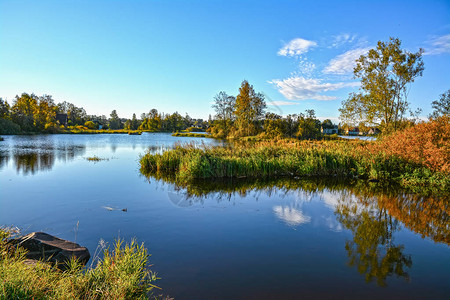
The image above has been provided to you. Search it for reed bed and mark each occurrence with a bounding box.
[140,137,450,193]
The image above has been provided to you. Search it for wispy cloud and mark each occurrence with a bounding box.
[425,34,450,55]
[323,47,371,75]
[269,76,358,101]
[268,100,300,106]
[330,33,357,48]
[278,38,317,57]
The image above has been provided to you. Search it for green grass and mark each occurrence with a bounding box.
[140,139,450,194]
[0,228,160,300]
[171,132,212,138]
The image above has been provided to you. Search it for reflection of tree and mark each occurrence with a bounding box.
[377,194,449,245]
[11,144,86,175]
[142,174,449,285]
[0,150,9,169]
[336,200,412,286]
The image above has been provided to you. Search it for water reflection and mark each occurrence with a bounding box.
[273,205,311,226]
[142,176,449,286]
[336,199,412,286]
[1,140,86,175]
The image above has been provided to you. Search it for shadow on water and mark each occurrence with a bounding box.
[141,172,449,287]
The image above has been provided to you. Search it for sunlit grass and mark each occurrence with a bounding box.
[0,227,160,300]
[140,134,450,194]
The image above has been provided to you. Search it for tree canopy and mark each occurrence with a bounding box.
[430,89,450,119]
[339,37,424,133]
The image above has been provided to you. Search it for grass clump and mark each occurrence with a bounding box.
[0,228,160,300]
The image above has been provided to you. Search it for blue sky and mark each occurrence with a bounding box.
[1,0,449,121]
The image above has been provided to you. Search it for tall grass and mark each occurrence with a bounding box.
[140,135,450,194]
[0,228,160,300]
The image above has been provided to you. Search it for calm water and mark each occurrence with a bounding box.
[0,133,449,299]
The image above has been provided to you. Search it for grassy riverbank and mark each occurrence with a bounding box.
[0,228,159,299]
[140,117,450,194]
[172,132,211,138]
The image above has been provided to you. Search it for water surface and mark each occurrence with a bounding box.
[0,133,448,299]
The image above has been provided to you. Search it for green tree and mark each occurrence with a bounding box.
[321,119,334,129]
[211,91,236,137]
[430,89,450,119]
[0,98,10,119]
[131,113,139,130]
[84,120,97,129]
[234,80,266,136]
[57,101,87,126]
[124,119,132,130]
[339,37,424,133]
[297,109,321,139]
[109,110,122,130]
[263,112,285,138]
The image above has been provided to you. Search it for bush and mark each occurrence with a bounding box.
[0,118,21,134]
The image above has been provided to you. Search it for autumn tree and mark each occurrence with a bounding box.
[234,80,266,136]
[339,37,424,133]
[34,95,57,131]
[11,93,38,132]
[430,89,450,119]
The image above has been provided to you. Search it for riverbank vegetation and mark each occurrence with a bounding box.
[141,116,450,194]
[0,228,159,299]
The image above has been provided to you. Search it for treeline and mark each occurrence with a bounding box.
[0,93,208,134]
[209,80,336,139]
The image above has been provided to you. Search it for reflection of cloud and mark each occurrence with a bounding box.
[425,34,450,55]
[323,47,371,74]
[273,206,311,226]
[319,190,340,209]
[269,76,359,101]
[278,38,317,57]
[324,216,343,232]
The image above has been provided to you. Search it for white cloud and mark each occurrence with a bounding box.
[269,100,300,106]
[278,38,317,57]
[323,47,371,75]
[425,34,450,55]
[269,76,359,101]
[273,206,311,226]
[330,33,357,48]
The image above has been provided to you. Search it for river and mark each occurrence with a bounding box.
[0,133,448,299]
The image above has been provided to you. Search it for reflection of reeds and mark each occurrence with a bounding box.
[140,138,450,194]
[85,156,109,162]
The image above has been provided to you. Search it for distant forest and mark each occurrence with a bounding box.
[0,84,340,139]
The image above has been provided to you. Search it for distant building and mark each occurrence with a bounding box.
[346,127,364,136]
[368,128,381,135]
[93,120,103,130]
[321,125,338,134]
[56,114,68,126]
